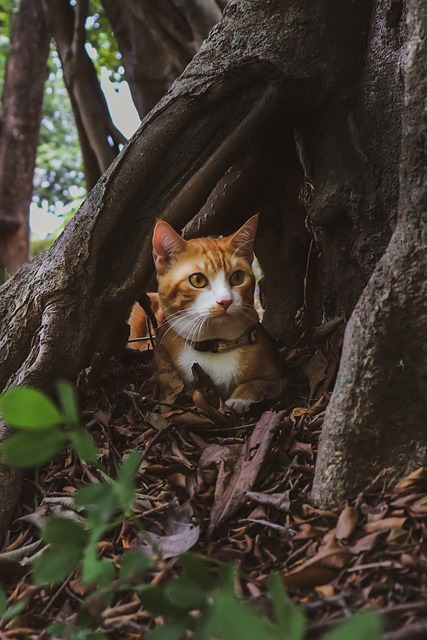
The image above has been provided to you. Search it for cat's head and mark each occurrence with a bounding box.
[152,216,259,339]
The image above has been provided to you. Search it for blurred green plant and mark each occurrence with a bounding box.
[0,384,382,640]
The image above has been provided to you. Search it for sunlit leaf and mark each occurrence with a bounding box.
[56,380,79,424]
[1,430,68,467]
[69,427,99,463]
[0,386,62,429]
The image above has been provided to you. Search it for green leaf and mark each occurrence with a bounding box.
[164,576,208,610]
[268,573,306,640]
[56,380,80,425]
[1,430,68,467]
[146,619,189,640]
[210,592,274,640]
[33,545,83,585]
[0,596,29,622]
[120,550,152,581]
[114,451,141,510]
[0,386,62,429]
[75,482,118,525]
[69,427,99,463]
[42,517,87,546]
[0,589,6,615]
[82,546,115,587]
[180,554,212,591]
[138,585,184,619]
[46,622,67,637]
[324,611,382,640]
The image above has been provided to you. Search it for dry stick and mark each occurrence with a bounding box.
[41,573,73,617]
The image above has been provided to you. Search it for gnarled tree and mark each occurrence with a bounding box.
[0,0,422,537]
[312,0,427,507]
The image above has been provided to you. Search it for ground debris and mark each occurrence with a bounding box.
[2,325,427,638]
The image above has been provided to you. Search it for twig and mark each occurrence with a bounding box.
[236,518,291,534]
[41,573,73,616]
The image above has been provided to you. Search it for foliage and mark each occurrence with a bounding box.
[0,0,15,97]
[34,0,123,213]
[86,0,123,81]
[0,381,97,467]
[0,384,382,639]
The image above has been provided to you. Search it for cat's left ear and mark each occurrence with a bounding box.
[229,214,259,262]
[152,220,187,275]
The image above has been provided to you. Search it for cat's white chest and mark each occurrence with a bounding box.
[177,345,240,395]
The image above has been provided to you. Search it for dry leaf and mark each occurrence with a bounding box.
[395,467,427,491]
[284,535,351,590]
[136,502,200,560]
[335,504,359,541]
[362,517,407,533]
[246,490,291,512]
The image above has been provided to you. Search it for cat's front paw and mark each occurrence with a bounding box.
[225,397,253,414]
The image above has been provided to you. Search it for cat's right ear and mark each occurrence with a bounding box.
[152,220,186,274]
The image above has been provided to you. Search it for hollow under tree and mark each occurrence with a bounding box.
[0,0,418,537]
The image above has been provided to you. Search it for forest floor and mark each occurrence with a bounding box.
[1,318,427,639]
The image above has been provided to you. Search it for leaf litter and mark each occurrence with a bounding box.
[1,318,427,638]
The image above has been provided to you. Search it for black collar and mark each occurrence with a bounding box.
[188,324,258,353]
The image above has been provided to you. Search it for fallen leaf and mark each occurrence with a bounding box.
[284,537,351,590]
[362,517,407,533]
[347,531,384,554]
[303,350,328,400]
[136,501,200,560]
[395,467,427,491]
[335,504,359,541]
[246,490,291,512]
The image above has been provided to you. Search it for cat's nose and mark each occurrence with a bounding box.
[217,299,232,311]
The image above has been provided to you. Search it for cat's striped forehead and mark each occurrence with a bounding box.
[178,236,244,273]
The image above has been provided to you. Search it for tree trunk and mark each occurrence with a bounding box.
[0,0,49,275]
[43,0,126,190]
[0,0,372,536]
[312,0,427,507]
[102,0,223,118]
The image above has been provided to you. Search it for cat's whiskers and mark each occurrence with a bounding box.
[186,315,207,348]
[158,309,199,344]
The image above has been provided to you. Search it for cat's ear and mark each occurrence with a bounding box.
[152,220,187,274]
[229,214,259,262]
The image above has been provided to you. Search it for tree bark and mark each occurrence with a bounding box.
[43,0,126,190]
[0,0,372,536]
[312,0,427,507]
[297,0,405,316]
[0,0,49,275]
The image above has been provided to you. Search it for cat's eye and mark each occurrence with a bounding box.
[189,272,208,288]
[229,270,245,286]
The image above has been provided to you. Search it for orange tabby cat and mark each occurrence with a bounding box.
[129,215,281,412]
